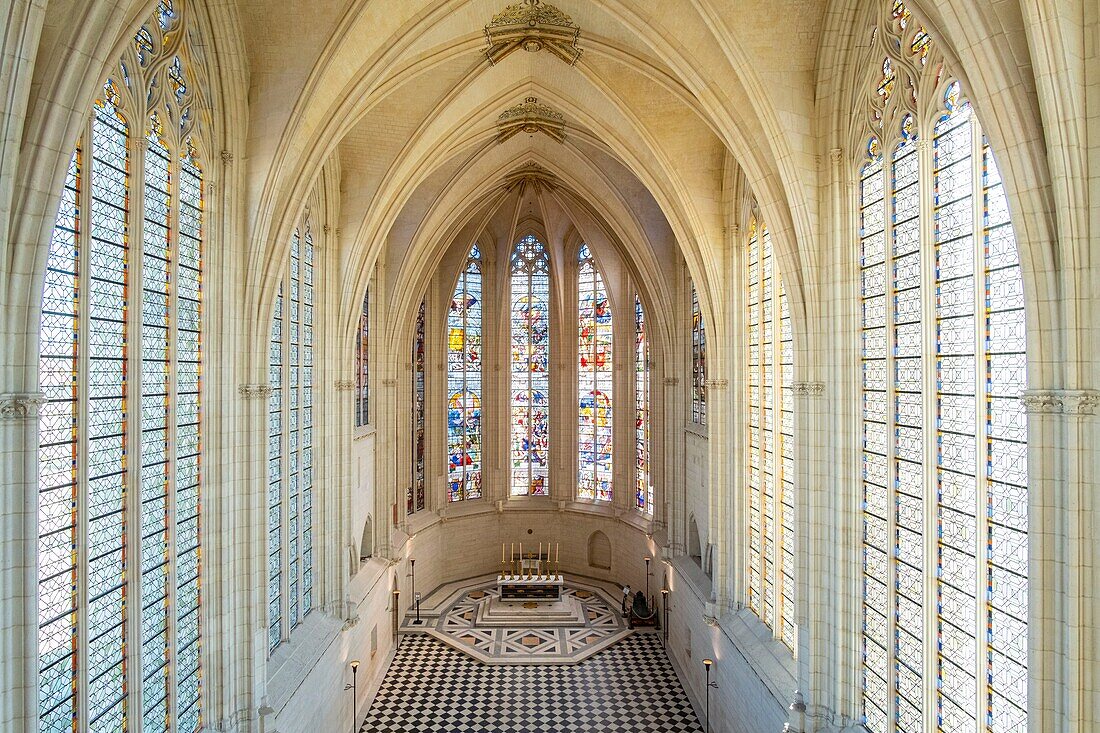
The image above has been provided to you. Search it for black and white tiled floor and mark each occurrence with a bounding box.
[360,633,702,732]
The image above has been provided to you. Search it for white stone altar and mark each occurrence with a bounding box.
[496,573,565,602]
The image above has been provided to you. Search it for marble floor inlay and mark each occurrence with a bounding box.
[360,633,703,733]
[404,579,631,664]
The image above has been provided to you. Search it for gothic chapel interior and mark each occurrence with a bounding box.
[1,1,1097,732]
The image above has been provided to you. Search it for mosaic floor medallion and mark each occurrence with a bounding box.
[401,578,632,664]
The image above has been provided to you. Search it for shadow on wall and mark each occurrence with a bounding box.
[688,515,702,567]
[588,530,612,570]
[360,515,373,563]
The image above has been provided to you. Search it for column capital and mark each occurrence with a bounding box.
[704,379,728,390]
[792,381,825,397]
[237,383,272,399]
[0,392,46,420]
[663,377,679,387]
[1022,388,1100,415]
[334,380,355,391]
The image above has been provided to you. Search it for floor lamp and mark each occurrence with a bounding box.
[703,658,717,733]
[344,659,360,733]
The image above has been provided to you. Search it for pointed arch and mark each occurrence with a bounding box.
[855,4,1029,732]
[509,235,551,497]
[577,244,613,502]
[446,245,483,502]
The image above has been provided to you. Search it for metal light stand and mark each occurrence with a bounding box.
[414,592,422,625]
[660,588,670,643]
[703,658,718,733]
[644,556,652,601]
[344,660,360,733]
[391,588,401,649]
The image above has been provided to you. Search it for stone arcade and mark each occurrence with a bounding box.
[0,1,1098,732]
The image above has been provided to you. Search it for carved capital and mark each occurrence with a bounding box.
[704,379,728,390]
[334,380,355,391]
[828,147,843,163]
[792,381,825,397]
[0,392,46,420]
[484,0,582,66]
[1060,389,1100,415]
[238,384,272,399]
[663,377,680,387]
[220,149,233,164]
[382,378,398,387]
[1021,390,1062,414]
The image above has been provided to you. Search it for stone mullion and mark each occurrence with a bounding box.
[729,230,748,612]
[125,125,147,732]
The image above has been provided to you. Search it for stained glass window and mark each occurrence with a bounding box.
[355,287,369,428]
[635,295,652,513]
[858,4,1028,731]
[38,38,204,731]
[510,235,551,496]
[691,283,707,425]
[577,244,613,502]
[745,220,796,652]
[410,300,427,513]
[447,246,483,502]
[268,224,315,651]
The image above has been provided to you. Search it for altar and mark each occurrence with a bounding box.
[498,542,563,602]
[497,572,565,602]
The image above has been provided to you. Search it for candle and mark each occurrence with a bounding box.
[502,542,506,563]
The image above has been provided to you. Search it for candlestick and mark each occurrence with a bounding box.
[502,542,505,563]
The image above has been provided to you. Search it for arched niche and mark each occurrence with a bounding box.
[587,531,612,571]
[688,516,703,567]
[360,515,374,563]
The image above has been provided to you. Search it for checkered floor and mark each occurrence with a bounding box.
[360,633,702,732]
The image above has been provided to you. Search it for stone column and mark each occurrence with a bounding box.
[0,393,45,733]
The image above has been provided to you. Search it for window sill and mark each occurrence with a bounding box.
[265,610,344,713]
[668,557,796,709]
[438,498,494,520]
[684,422,708,438]
[353,424,375,440]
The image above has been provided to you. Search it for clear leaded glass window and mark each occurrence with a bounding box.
[355,287,369,428]
[510,235,551,496]
[268,225,315,652]
[858,3,1028,731]
[691,283,707,425]
[577,244,613,502]
[37,4,205,728]
[410,300,427,513]
[447,246,483,502]
[635,295,652,514]
[745,219,795,651]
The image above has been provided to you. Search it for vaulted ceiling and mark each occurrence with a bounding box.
[230,0,831,341]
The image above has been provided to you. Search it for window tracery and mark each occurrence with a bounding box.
[37,2,205,729]
[577,244,613,502]
[268,224,316,651]
[691,283,707,425]
[410,300,427,513]
[635,295,651,514]
[355,287,369,428]
[447,246,484,502]
[510,235,551,496]
[857,3,1028,731]
[745,219,795,652]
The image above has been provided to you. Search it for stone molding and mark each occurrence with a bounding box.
[497,97,566,143]
[663,377,679,386]
[484,0,582,66]
[704,378,728,390]
[334,380,355,391]
[1022,389,1100,415]
[238,384,272,399]
[792,381,825,397]
[382,378,398,387]
[0,392,46,420]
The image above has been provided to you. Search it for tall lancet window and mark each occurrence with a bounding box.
[858,3,1028,732]
[577,244,613,502]
[37,4,206,730]
[509,235,551,496]
[635,295,652,513]
[410,300,427,513]
[268,224,315,652]
[355,287,369,427]
[745,220,796,651]
[691,283,707,424]
[447,246,483,502]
